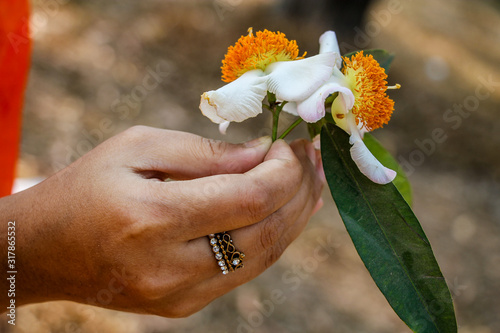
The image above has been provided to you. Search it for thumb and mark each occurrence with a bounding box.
[143,131,272,179]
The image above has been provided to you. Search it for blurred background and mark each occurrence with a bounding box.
[3,0,500,332]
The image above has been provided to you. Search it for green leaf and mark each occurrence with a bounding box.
[324,91,339,108]
[343,49,395,72]
[307,123,321,140]
[363,133,413,206]
[321,124,456,333]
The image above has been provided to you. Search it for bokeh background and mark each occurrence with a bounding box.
[2,0,500,332]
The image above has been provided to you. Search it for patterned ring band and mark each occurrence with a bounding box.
[208,232,245,275]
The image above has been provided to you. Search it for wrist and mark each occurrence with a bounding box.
[0,176,94,307]
[0,190,38,307]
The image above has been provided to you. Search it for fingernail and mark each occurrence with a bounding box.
[244,136,272,150]
[313,135,321,150]
[305,142,317,167]
[311,197,324,216]
[318,165,326,184]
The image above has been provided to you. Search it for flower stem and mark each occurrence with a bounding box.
[271,104,282,142]
[272,101,290,141]
[279,118,303,140]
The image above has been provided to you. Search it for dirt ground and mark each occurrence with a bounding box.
[2,0,500,332]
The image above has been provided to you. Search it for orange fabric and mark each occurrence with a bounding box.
[0,1,31,197]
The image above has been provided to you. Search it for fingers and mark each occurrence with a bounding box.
[153,140,304,239]
[231,139,324,257]
[137,140,326,317]
[153,142,325,316]
[180,139,324,276]
[118,126,272,179]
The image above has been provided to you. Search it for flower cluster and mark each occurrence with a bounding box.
[200,28,340,134]
[200,28,400,184]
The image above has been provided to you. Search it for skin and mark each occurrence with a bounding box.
[0,126,324,318]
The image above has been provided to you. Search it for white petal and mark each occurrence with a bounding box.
[296,78,354,123]
[281,101,298,116]
[199,94,226,123]
[331,66,351,89]
[319,31,339,54]
[329,68,355,131]
[200,69,267,123]
[331,91,356,133]
[349,131,396,184]
[219,121,230,135]
[265,53,337,102]
[319,31,342,68]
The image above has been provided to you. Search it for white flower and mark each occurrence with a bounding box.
[327,49,400,185]
[199,28,339,134]
[280,32,398,184]
[273,31,347,124]
[199,28,400,185]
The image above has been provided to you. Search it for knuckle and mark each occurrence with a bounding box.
[273,157,304,196]
[118,125,151,147]
[165,301,207,318]
[185,137,229,173]
[123,125,149,139]
[287,154,304,182]
[199,137,227,160]
[130,273,186,303]
[263,243,285,269]
[258,215,285,250]
[130,276,163,302]
[242,184,274,221]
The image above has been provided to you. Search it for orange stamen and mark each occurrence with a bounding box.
[221,28,304,83]
[342,51,398,131]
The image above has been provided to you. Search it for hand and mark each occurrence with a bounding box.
[1,126,324,317]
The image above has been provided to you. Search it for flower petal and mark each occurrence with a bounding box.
[328,68,355,131]
[219,121,230,135]
[331,66,351,88]
[349,131,396,184]
[319,31,342,67]
[199,94,226,123]
[200,69,267,123]
[265,53,337,102]
[331,93,354,132]
[296,78,354,123]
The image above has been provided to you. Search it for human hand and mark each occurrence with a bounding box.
[3,126,324,317]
